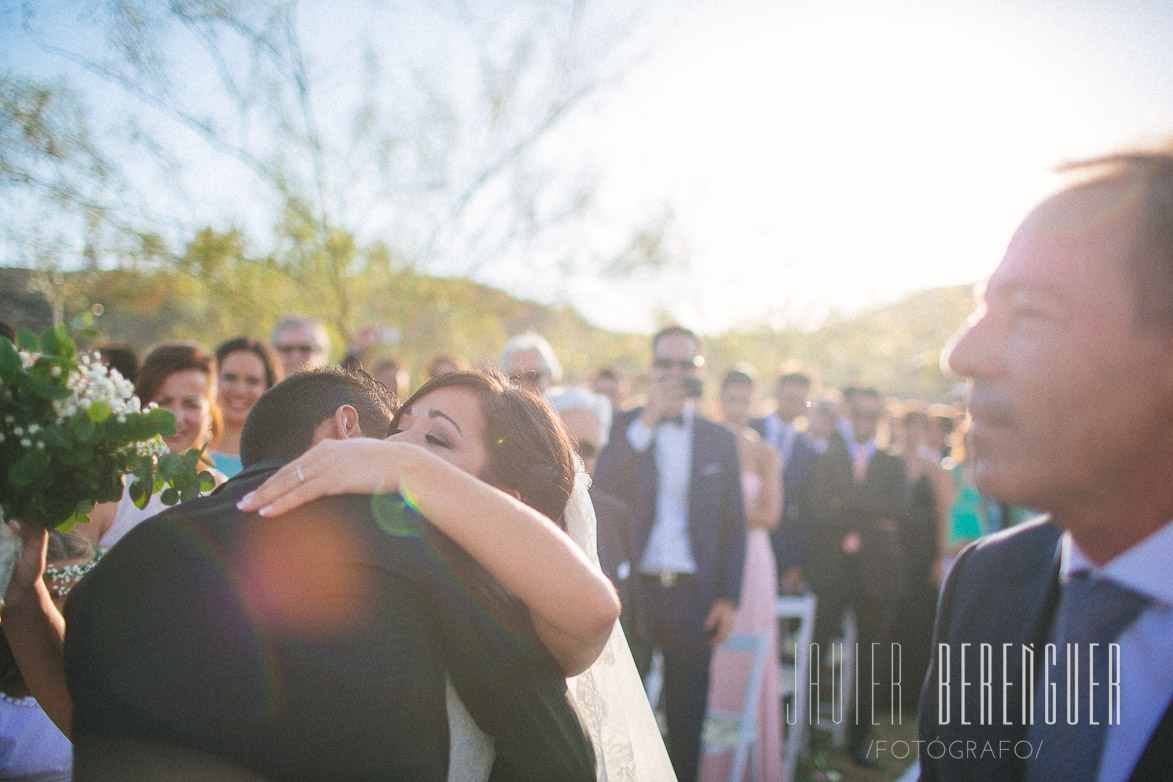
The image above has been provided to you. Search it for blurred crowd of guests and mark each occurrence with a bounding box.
[0,313,1022,782]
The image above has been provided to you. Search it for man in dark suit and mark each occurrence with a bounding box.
[751,369,818,594]
[595,325,746,782]
[805,385,907,765]
[62,368,595,781]
[919,148,1173,781]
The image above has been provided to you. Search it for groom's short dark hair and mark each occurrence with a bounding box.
[240,367,397,467]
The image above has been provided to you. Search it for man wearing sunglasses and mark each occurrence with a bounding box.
[595,324,746,782]
[271,315,331,377]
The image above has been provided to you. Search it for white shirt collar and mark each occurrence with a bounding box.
[1061,518,1173,607]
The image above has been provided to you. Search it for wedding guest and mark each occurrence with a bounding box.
[80,342,226,549]
[271,316,330,376]
[700,366,783,782]
[594,325,746,782]
[805,386,908,766]
[591,367,628,414]
[920,145,1173,782]
[211,337,281,478]
[370,359,408,399]
[547,385,636,641]
[0,531,98,782]
[95,345,139,385]
[340,325,407,398]
[425,352,467,381]
[806,397,840,454]
[892,406,954,701]
[500,332,561,394]
[751,369,818,595]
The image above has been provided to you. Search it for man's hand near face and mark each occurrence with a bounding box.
[639,373,687,429]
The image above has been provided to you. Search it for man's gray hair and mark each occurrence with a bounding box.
[499,331,563,384]
[546,385,612,449]
[271,315,330,348]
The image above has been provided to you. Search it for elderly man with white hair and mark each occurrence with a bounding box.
[499,332,562,394]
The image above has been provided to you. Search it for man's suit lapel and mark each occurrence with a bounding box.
[633,412,658,558]
[686,417,708,535]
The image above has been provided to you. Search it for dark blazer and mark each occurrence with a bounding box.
[917,517,1173,781]
[64,461,595,782]
[750,415,817,575]
[595,408,746,610]
[805,435,908,599]
[591,486,635,627]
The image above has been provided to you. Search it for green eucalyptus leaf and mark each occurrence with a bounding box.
[8,450,50,488]
[0,336,19,376]
[41,324,72,357]
[33,381,71,400]
[87,399,112,422]
[60,446,94,466]
[128,478,147,509]
[160,487,180,506]
[42,425,70,448]
[71,414,98,443]
[198,471,216,492]
[16,329,37,352]
[145,407,177,437]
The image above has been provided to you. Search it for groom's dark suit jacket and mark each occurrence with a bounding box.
[63,461,595,782]
[918,517,1173,781]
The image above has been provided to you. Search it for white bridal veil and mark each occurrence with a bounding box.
[445,459,678,782]
[563,460,679,782]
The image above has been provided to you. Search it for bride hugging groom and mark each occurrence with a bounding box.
[2,367,676,781]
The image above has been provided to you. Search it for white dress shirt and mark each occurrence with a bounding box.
[1061,520,1173,782]
[627,407,697,574]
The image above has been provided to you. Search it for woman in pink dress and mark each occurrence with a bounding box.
[700,366,784,782]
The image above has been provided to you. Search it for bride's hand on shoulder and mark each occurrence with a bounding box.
[237,438,421,517]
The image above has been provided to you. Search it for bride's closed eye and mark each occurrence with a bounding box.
[425,432,452,449]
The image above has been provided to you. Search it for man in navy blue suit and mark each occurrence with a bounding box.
[595,325,746,782]
[919,148,1173,781]
[751,369,818,594]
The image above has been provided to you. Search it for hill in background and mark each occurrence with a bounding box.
[1,266,974,404]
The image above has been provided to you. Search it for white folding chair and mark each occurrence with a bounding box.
[701,632,769,782]
[775,593,817,782]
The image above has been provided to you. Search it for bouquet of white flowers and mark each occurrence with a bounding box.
[1,324,212,532]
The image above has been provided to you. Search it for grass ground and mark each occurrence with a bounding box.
[793,712,920,782]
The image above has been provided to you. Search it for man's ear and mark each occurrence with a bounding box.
[334,404,362,439]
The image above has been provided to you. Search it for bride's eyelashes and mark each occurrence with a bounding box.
[425,433,452,449]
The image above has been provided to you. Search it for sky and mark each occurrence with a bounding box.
[5,0,1173,335]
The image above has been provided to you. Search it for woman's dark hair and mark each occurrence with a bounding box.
[97,344,140,384]
[215,336,282,390]
[721,364,758,393]
[392,370,576,527]
[135,342,223,454]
